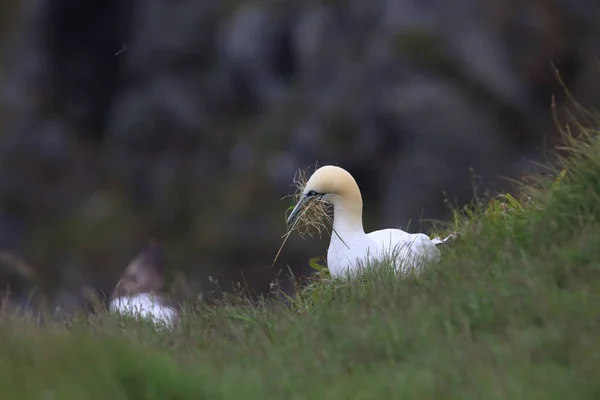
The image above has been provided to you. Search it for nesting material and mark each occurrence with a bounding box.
[272,166,333,267]
[287,166,333,238]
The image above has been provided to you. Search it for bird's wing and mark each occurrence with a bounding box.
[367,229,440,261]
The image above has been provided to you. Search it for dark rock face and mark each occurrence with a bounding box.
[0,0,599,307]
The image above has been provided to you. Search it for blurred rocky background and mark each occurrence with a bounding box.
[0,0,599,313]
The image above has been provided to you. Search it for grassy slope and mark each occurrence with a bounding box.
[2,127,600,399]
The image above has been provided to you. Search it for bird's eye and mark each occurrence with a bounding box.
[307,190,318,196]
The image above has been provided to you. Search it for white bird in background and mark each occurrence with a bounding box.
[109,241,178,329]
[286,165,453,278]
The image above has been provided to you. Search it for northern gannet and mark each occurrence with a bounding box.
[287,165,445,278]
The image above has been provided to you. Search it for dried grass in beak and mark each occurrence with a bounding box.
[272,166,333,267]
[287,168,332,238]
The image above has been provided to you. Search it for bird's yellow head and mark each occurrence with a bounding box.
[286,165,361,228]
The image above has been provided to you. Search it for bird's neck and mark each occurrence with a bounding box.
[331,195,364,236]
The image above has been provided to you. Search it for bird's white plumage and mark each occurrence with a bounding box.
[109,293,177,329]
[291,165,443,278]
[327,224,441,278]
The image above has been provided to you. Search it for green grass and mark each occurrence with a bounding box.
[2,122,600,399]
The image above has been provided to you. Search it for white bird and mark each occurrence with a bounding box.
[109,241,178,329]
[110,293,177,328]
[286,165,448,278]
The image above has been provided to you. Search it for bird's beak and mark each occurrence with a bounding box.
[286,194,311,228]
